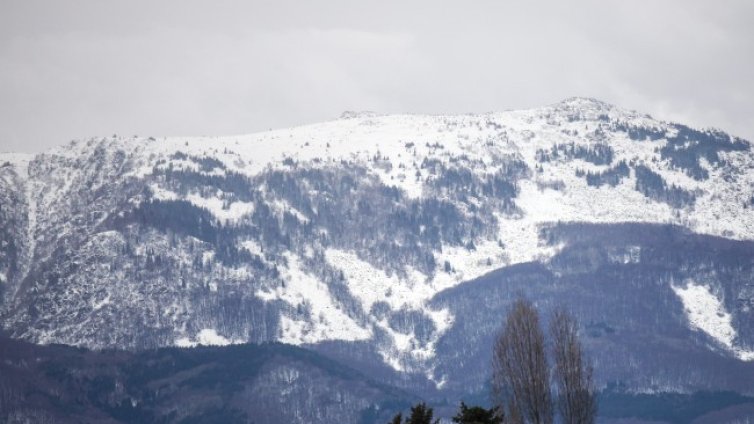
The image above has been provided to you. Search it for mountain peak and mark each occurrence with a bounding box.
[554,96,618,112]
[340,110,381,119]
[559,96,610,105]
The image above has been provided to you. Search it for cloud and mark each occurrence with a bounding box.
[0,0,752,152]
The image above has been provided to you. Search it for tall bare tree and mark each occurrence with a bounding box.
[492,299,553,424]
[550,308,597,424]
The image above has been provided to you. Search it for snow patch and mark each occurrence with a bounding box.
[148,184,254,224]
[91,294,111,311]
[258,253,371,344]
[325,248,455,375]
[325,249,432,310]
[175,329,243,347]
[672,280,754,361]
[241,239,264,256]
[186,193,255,224]
[431,240,509,291]
[267,198,309,223]
[496,216,563,266]
[147,184,179,201]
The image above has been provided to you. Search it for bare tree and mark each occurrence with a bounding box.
[492,299,553,424]
[550,308,597,424]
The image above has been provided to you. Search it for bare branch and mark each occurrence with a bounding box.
[491,299,553,424]
[550,308,597,424]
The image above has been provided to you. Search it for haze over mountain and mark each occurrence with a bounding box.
[1,98,753,422]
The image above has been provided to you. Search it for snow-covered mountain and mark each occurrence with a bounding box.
[1,97,753,396]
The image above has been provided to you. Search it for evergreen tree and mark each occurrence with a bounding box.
[452,401,503,424]
[389,402,439,424]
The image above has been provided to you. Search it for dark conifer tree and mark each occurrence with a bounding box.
[452,401,503,424]
[389,402,439,424]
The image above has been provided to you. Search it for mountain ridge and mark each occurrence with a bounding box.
[0,98,753,397]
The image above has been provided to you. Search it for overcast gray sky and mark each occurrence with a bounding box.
[1,0,752,153]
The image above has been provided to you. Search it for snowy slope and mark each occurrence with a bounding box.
[102,97,753,243]
[1,97,753,380]
[673,280,754,361]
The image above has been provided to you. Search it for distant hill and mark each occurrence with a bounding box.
[0,336,412,423]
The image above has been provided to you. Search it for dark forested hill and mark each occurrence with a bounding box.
[0,336,412,424]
